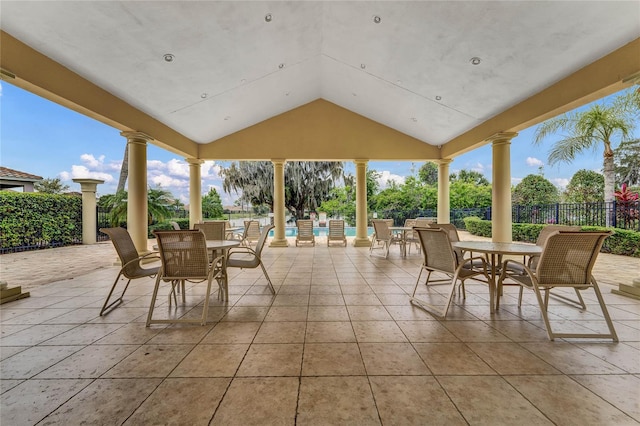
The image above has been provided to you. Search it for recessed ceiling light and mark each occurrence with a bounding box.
[163,53,175,62]
[435,95,442,101]
[265,13,272,22]
[470,57,481,65]
[360,64,366,69]
[352,92,357,97]
[373,15,381,23]
[201,93,208,99]
[285,91,290,96]
[279,63,285,69]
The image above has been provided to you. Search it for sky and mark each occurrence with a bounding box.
[1,81,634,206]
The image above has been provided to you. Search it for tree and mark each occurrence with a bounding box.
[533,88,639,224]
[220,161,344,219]
[615,139,640,186]
[564,169,604,203]
[450,180,492,208]
[99,187,173,226]
[117,143,128,192]
[202,187,224,219]
[450,169,489,186]
[34,177,70,194]
[512,174,559,206]
[418,162,438,185]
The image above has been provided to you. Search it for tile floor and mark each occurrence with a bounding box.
[1,242,639,425]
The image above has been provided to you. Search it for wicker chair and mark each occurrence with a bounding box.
[169,221,181,230]
[296,219,315,247]
[99,227,160,316]
[370,219,402,258]
[327,219,347,246]
[146,230,223,326]
[227,225,275,294]
[411,227,489,318]
[498,230,617,341]
[241,220,261,248]
[403,219,419,254]
[194,221,226,240]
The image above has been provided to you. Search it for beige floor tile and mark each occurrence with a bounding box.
[438,376,553,425]
[302,343,366,376]
[467,342,561,375]
[370,376,467,425]
[94,322,166,345]
[575,342,640,373]
[0,324,77,346]
[413,343,495,375]
[308,285,342,295]
[145,323,214,345]
[385,305,436,321]
[352,320,408,342]
[211,377,298,425]
[125,378,230,425]
[237,343,303,376]
[0,346,28,361]
[520,342,627,375]
[297,376,380,425]
[39,323,123,345]
[43,308,102,324]
[359,343,430,375]
[254,321,306,343]
[305,321,356,343]
[170,344,249,377]
[506,375,637,425]
[35,344,139,379]
[103,344,194,378]
[0,379,91,425]
[234,294,276,306]
[264,305,308,321]
[306,305,350,321]
[0,379,23,394]
[346,305,392,321]
[440,320,512,342]
[39,378,161,425]
[221,306,269,322]
[482,319,550,341]
[0,345,81,379]
[307,294,345,305]
[201,321,261,344]
[571,374,640,421]
[396,320,460,342]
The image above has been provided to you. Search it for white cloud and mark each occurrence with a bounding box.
[202,161,222,178]
[526,157,544,167]
[60,165,114,182]
[0,81,3,97]
[150,174,189,188]
[377,170,405,188]
[470,162,487,173]
[166,159,190,177]
[551,178,569,189]
[511,177,523,185]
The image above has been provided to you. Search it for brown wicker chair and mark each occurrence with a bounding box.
[370,219,402,258]
[194,221,226,240]
[146,230,223,326]
[227,225,275,294]
[99,227,160,316]
[327,219,347,247]
[296,219,315,247]
[498,230,617,341]
[411,227,489,318]
[241,220,261,248]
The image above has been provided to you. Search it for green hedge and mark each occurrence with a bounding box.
[0,192,82,250]
[147,218,191,237]
[463,216,640,258]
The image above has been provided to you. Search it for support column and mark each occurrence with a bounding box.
[72,178,104,244]
[121,131,152,253]
[270,159,288,247]
[436,159,452,224]
[187,158,204,228]
[353,159,371,247]
[488,132,518,243]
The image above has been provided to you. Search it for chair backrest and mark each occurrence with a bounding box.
[194,221,226,240]
[383,218,395,227]
[100,227,142,277]
[169,221,181,230]
[404,218,417,228]
[297,219,314,237]
[536,225,581,247]
[428,223,460,243]
[153,230,210,279]
[243,220,261,242]
[415,227,457,274]
[536,231,612,285]
[371,219,392,240]
[414,218,434,228]
[328,219,345,237]
[254,225,275,257]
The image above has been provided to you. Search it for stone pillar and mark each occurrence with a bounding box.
[436,159,452,224]
[353,159,371,247]
[488,132,518,243]
[187,158,204,228]
[270,159,288,247]
[121,131,152,253]
[72,178,104,244]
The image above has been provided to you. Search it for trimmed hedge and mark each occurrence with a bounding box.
[0,191,82,251]
[148,218,191,237]
[463,216,640,258]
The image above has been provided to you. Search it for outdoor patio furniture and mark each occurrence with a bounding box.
[498,230,617,341]
[194,221,226,240]
[327,219,347,246]
[403,219,419,254]
[227,224,275,294]
[370,219,403,258]
[169,221,181,230]
[241,220,261,248]
[147,230,224,326]
[411,227,489,318]
[98,227,160,316]
[296,219,315,246]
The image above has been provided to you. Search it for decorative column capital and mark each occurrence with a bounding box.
[186,158,204,165]
[271,159,286,166]
[487,132,518,145]
[354,159,369,166]
[434,158,453,165]
[120,131,153,144]
[72,178,104,192]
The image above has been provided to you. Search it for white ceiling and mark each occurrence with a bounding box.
[2,1,639,146]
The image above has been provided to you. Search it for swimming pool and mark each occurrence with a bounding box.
[268,227,374,237]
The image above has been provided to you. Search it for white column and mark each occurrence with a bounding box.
[436,159,452,224]
[72,178,104,244]
[488,132,518,243]
[353,159,371,247]
[121,131,152,253]
[270,159,288,247]
[187,158,204,228]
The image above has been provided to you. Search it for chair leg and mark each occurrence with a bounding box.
[146,275,163,327]
[590,277,618,341]
[200,276,213,326]
[531,285,556,341]
[100,273,131,316]
[260,262,275,294]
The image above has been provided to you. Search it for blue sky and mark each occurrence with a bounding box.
[1,82,633,206]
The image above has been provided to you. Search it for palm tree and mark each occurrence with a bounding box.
[533,88,639,225]
[101,187,173,227]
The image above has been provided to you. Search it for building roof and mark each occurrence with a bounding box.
[0,167,43,182]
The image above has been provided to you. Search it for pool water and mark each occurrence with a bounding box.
[268,227,374,237]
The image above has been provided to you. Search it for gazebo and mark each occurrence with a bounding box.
[1,1,638,254]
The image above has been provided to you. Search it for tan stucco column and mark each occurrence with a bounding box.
[121,131,151,253]
[270,159,288,247]
[488,132,518,243]
[187,158,204,227]
[436,159,452,224]
[353,159,371,247]
[72,178,104,244]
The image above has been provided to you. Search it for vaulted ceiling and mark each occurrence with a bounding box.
[1,1,639,161]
